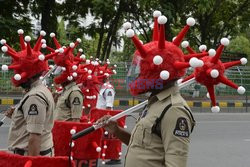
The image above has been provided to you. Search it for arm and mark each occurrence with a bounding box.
[22,95,47,156]
[69,91,83,122]
[161,107,192,167]
[28,133,41,156]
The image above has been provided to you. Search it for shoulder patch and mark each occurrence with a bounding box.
[173,117,189,137]
[72,97,80,105]
[107,91,112,96]
[28,104,38,115]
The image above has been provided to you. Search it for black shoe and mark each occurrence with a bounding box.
[105,159,121,165]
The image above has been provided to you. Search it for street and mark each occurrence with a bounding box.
[1,112,250,167]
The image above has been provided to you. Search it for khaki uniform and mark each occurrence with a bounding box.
[125,86,195,167]
[8,80,55,156]
[55,82,83,121]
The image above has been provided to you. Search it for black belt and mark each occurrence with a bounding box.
[14,148,52,156]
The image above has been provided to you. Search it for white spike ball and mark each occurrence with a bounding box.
[72,72,78,77]
[41,44,47,48]
[14,74,21,81]
[119,152,122,156]
[139,40,143,44]
[124,125,128,129]
[93,95,96,99]
[38,54,45,61]
[114,64,117,68]
[160,70,170,80]
[113,70,117,74]
[210,69,219,78]
[41,39,46,44]
[177,79,183,85]
[80,54,86,59]
[102,153,106,157]
[211,106,220,113]
[86,59,90,64]
[49,65,54,69]
[50,33,55,38]
[240,58,247,65]
[104,131,109,135]
[82,106,85,109]
[206,93,210,98]
[88,70,92,74]
[59,48,64,53]
[220,38,230,46]
[17,29,24,34]
[87,75,92,80]
[87,104,91,107]
[70,42,75,48]
[237,86,245,94]
[102,161,106,165]
[181,41,189,48]
[70,129,76,135]
[104,73,110,77]
[189,57,204,68]
[72,65,78,70]
[24,36,31,42]
[123,22,132,30]
[40,30,46,36]
[104,145,107,149]
[55,49,59,53]
[0,39,6,45]
[199,45,207,52]
[153,55,163,65]
[172,36,176,41]
[186,17,196,26]
[1,46,8,52]
[1,65,8,71]
[67,76,73,81]
[70,142,75,148]
[126,29,134,38]
[208,49,216,57]
[76,38,81,43]
[157,15,167,24]
[153,10,161,17]
[78,48,83,52]
[61,67,66,71]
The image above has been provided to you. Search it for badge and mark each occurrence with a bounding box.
[173,117,189,137]
[72,97,80,105]
[28,104,38,115]
[107,91,112,96]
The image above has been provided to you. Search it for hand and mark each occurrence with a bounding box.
[95,115,119,134]
[5,106,15,118]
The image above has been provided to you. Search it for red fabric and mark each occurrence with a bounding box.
[90,108,126,160]
[0,151,75,167]
[52,121,103,160]
[102,139,122,159]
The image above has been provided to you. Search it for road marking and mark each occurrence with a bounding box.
[197,121,250,123]
[243,139,250,142]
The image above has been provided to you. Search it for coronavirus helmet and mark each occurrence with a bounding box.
[47,33,85,85]
[1,29,59,87]
[181,38,248,112]
[126,11,206,95]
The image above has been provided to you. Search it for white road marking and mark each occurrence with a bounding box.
[243,139,250,142]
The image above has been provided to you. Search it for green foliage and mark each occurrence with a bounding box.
[226,36,250,58]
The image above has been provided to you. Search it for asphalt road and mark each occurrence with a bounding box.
[1,113,250,167]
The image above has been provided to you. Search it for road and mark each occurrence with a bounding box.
[1,112,250,167]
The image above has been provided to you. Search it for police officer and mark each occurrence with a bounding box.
[1,31,55,156]
[54,80,83,122]
[96,78,115,110]
[96,11,197,167]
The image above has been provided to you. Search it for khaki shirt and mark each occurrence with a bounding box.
[8,80,55,152]
[55,82,83,121]
[125,86,195,167]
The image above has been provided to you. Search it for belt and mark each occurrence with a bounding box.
[14,148,52,156]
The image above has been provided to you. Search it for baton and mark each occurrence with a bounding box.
[0,116,6,127]
[72,78,196,140]
[41,65,58,81]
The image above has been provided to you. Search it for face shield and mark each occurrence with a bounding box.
[127,53,142,79]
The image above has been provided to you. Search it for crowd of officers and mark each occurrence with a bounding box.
[4,74,115,157]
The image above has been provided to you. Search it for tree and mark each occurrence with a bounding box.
[226,36,250,58]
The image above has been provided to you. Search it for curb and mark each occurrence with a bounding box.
[0,98,248,108]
